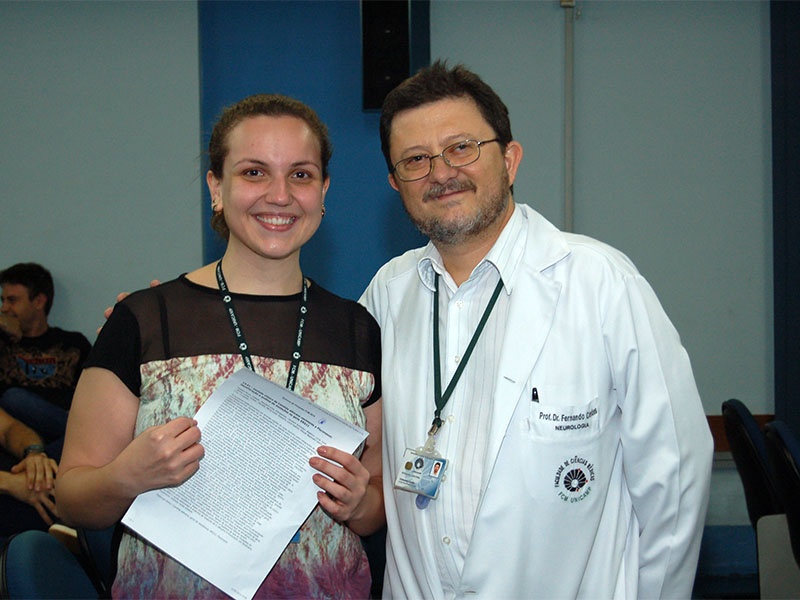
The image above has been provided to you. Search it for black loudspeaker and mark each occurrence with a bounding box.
[361,0,429,111]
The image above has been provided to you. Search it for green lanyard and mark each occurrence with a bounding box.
[429,274,504,437]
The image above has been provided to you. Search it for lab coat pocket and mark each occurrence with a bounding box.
[517,397,620,507]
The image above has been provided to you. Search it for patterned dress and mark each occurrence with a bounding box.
[87,276,381,599]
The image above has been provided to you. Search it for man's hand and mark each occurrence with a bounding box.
[98,280,161,333]
[102,291,131,323]
[3,470,58,525]
[11,452,57,492]
[0,313,22,343]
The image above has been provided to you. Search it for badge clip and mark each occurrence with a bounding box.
[395,417,448,509]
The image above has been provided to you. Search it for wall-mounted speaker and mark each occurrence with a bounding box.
[361,0,430,111]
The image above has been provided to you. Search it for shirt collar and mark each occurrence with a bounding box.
[416,203,527,294]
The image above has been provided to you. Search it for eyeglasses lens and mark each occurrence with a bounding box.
[396,140,481,181]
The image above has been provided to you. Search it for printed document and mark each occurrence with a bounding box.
[122,368,369,600]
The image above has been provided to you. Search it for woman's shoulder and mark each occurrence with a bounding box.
[308,281,379,335]
[120,275,211,311]
[309,281,372,314]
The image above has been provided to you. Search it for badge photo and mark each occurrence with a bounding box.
[394,449,448,499]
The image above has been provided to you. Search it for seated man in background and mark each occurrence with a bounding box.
[0,406,58,545]
[0,262,91,449]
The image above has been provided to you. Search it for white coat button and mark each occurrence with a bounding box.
[454,355,461,364]
[442,536,451,545]
[456,300,464,309]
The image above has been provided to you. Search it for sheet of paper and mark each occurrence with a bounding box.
[122,367,368,600]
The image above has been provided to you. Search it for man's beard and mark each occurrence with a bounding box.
[404,170,511,246]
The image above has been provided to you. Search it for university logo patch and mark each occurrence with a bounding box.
[553,455,595,503]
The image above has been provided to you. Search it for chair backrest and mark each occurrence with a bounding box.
[76,524,119,598]
[721,398,783,528]
[765,421,800,568]
[0,530,98,599]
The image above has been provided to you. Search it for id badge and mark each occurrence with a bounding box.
[394,448,448,499]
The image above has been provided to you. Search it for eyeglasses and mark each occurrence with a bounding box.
[391,138,501,182]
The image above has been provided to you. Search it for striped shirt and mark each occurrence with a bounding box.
[415,205,527,592]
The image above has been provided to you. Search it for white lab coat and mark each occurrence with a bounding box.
[361,204,713,599]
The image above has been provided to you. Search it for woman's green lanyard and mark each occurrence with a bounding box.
[425,274,505,450]
[215,261,308,391]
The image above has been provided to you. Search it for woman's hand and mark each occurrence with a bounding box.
[309,446,373,523]
[115,416,204,497]
[308,400,384,536]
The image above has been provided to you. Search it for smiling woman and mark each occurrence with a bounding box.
[55,95,385,599]
[207,114,329,273]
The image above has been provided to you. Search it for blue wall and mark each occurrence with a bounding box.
[198,0,426,301]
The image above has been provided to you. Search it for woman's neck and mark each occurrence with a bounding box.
[188,249,304,296]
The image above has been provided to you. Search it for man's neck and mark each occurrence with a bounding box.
[24,321,49,338]
[435,201,515,287]
[436,241,495,287]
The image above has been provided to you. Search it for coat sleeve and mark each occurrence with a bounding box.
[606,272,713,599]
[358,275,382,322]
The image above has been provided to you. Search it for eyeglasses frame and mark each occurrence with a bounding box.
[391,138,501,182]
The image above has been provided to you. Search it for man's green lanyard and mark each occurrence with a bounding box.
[427,274,504,446]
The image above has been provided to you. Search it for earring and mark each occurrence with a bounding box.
[321,204,326,217]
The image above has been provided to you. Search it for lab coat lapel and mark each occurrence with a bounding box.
[483,263,562,476]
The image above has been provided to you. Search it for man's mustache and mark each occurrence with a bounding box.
[423,179,476,202]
